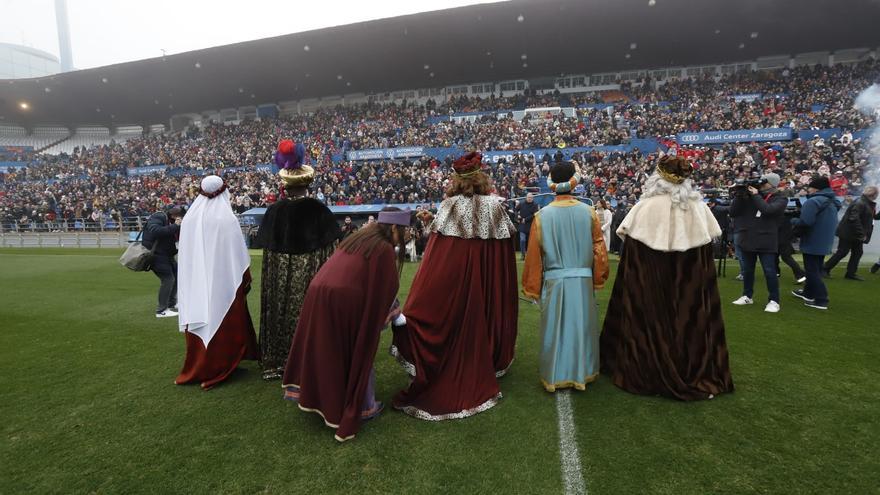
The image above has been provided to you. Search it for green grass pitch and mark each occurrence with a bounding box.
[1,248,878,494]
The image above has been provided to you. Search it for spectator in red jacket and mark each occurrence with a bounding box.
[830,171,849,197]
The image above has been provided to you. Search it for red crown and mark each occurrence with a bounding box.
[278,139,295,155]
[453,152,483,175]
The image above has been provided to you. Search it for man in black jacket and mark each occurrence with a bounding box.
[730,173,788,313]
[516,193,540,260]
[777,193,806,284]
[824,186,879,281]
[609,197,630,254]
[143,206,184,317]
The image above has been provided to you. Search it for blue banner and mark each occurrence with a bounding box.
[480,146,636,164]
[256,104,278,119]
[796,128,872,142]
[577,103,615,110]
[422,147,460,160]
[0,162,28,173]
[126,165,168,176]
[425,116,451,125]
[0,145,34,152]
[676,128,793,145]
[451,111,496,118]
[347,147,425,161]
[797,129,834,141]
[732,93,762,102]
[166,167,206,177]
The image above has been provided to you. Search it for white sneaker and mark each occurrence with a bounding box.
[156,309,178,318]
[732,296,753,305]
[796,277,806,284]
[764,301,780,313]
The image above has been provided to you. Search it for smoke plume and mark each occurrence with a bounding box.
[854,84,880,186]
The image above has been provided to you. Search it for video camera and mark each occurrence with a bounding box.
[729,175,768,197]
[784,196,802,218]
[702,188,730,207]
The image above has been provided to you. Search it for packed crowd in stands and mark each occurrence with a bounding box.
[1,59,878,230]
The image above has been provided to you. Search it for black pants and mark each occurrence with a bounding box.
[824,238,864,277]
[152,256,177,312]
[803,254,829,305]
[777,242,805,279]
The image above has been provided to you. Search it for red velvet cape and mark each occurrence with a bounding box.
[282,246,399,441]
[392,233,518,419]
[175,269,259,390]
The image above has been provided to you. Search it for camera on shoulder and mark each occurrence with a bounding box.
[730,174,767,197]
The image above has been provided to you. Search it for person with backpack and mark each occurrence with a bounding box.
[142,205,184,318]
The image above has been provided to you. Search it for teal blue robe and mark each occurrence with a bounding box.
[522,197,608,392]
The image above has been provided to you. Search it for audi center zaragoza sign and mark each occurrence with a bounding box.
[676,128,793,145]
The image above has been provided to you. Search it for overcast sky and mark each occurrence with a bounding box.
[0,0,503,70]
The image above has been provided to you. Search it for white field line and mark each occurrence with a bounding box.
[556,391,587,495]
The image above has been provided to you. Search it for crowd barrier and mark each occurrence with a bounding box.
[0,232,129,248]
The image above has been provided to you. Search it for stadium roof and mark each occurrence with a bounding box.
[2,0,880,127]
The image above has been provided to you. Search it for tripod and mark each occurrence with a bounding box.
[716,230,729,278]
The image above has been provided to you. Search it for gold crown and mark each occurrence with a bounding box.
[279,165,316,188]
[656,156,692,184]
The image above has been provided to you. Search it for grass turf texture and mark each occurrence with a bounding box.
[0,248,877,494]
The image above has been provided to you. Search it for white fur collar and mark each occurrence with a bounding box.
[616,195,722,252]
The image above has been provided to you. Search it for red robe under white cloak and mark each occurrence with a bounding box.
[175,176,259,390]
[175,270,259,389]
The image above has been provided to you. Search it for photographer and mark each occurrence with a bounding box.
[729,173,788,313]
[143,206,184,318]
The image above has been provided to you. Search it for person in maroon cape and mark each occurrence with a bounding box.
[391,151,518,420]
[175,175,259,390]
[281,208,411,442]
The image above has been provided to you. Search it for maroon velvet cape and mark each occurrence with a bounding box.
[392,233,518,419]
[175,269,259,390]
[282,246,399,441]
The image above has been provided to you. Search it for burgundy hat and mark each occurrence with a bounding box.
[452,152,484,176]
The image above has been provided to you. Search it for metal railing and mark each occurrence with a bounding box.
[0,216,149,234]
[0,231,130,248]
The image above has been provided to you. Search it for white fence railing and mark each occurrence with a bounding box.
[0,232,130,248]
[0,216,149,234]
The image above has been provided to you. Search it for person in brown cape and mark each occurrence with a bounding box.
[281,208,411,442]
[391,151,518,420]
[600,155,735,401]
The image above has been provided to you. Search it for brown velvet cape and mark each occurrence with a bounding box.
[600,239,734,401]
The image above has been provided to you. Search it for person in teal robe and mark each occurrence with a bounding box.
[522,162,610,392]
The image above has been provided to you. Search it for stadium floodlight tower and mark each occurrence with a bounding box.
[54,0,74,72]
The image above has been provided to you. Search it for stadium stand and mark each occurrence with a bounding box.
[0,0,878,238]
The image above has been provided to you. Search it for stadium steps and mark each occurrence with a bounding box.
[36,135,71,153]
